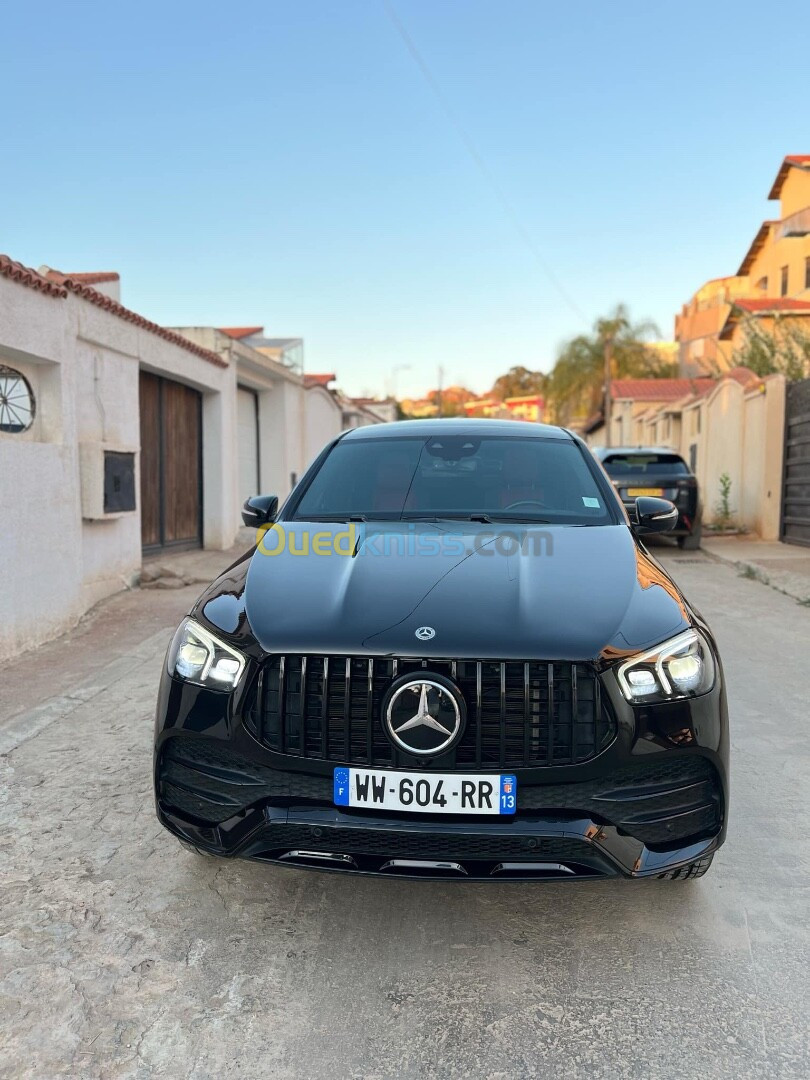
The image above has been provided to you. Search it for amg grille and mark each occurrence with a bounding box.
[247,656,615,769]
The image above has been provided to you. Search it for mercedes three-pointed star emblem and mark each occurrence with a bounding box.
[384,677,463,756]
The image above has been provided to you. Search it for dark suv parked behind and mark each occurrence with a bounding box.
[592,446,702,549]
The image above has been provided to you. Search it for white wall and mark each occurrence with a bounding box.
[0,275,237,659]
[304,385,343,471]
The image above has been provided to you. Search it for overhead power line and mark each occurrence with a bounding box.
[382,0,589,326]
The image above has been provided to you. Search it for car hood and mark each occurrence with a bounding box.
[236,521,690,661]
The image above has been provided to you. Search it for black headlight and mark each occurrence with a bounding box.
[167,617,247,691]
[616,629,715,704]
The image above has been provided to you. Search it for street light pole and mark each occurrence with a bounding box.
[603,334,614,447]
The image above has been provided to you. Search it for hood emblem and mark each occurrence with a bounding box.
[385,678,463,756]
[414,626,436,641]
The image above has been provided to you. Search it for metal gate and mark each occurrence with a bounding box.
[781,378,810,547]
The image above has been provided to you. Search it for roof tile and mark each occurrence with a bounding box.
[1,253,227,368]
[0,255,67,297]
[611,378,716,402]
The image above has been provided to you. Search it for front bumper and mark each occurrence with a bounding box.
[156,726,726,882]
[158,802,721,881]
[154,645,728,882]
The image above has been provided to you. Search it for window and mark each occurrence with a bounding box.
[602,452,689,477]
[0,364,36,433]
[756,276,768,293]
[293,435,614,525]
[781,265,789,296]
[805,256,810,291]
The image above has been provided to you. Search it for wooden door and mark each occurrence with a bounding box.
[139,371,202,552]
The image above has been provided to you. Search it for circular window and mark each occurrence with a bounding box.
[0,365,36,433]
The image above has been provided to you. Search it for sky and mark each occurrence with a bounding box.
[2,0,809,399]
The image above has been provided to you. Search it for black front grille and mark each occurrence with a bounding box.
[247,656,615,769]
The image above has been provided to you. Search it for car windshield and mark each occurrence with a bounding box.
[602,452,689,477]
[292,435,614,525]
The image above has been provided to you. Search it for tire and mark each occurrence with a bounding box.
[656,853,714,880]
[177,837,217,858]
[677,528,702,550]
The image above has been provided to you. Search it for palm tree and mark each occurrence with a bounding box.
[547,305,673,425]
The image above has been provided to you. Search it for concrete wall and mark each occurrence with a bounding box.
[304,385,343,469]
[626,376,787,539]
[0,275,236,659]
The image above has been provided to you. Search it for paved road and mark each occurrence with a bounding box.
[1,546,809,1079]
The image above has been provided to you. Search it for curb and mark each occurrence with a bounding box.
[701,545,810,606]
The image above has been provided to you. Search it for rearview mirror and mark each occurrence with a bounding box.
[633,496,678,535]
[242,495,278,528]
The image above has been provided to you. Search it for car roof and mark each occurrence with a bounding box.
[341,418,572,440]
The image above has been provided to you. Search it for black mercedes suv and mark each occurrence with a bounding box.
[154,420,728,881]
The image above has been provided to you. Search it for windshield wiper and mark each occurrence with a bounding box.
[299,514,368,523]
[403,513,552,525]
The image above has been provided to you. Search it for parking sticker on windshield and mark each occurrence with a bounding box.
[582,496,600,507]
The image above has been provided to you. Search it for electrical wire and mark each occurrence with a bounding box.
[382,0,589,325]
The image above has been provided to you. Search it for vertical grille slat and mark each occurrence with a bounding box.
[278,655,286,751]
[251,654,615,768]
[343,657,352,761]
[523,662,531,765]
[321,657,329,759]
[366,659,374,764]
[299,656,308,758]
[546,662,555,765]
[498,663,507,767]
[475,661,483,769]
[571,663,578,764]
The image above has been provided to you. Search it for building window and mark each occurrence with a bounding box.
[805,256,810,291]
[781,265,789,296]
[756,276,768,293]
[0,364,36,433]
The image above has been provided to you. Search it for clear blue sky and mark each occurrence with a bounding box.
[2,1,808,398]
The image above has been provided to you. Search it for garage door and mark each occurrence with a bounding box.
[781,378,810,547]
[139,371,202,552]
[237,386,260,503]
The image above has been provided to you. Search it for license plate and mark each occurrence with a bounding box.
[627,487,663,496]
[334,768,517,815]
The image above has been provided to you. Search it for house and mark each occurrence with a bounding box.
[584,369,786,539]
[0,255,375,659]
[463,394,545,421]
[677,155,810,375]
[584,378,716,448]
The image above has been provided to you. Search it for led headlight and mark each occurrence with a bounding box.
[616,629,715,703]
[167,618,246,691]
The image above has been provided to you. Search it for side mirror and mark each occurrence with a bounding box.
[242,495,278,528]
[633,496,678,535]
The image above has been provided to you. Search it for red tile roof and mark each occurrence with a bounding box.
[0,255,68,297]
[304,373,336,388]
[719,297,810,340]
[611,378,715,402]
[45,269,120,286]
[1,253,227,368]
[733,297,810,313]
[768,155,810,200]
[218,326,264,339]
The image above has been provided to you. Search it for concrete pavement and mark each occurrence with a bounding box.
[1,544,809,1079]
[702,535,810,604]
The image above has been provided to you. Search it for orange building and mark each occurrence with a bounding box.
[676,155,810,375]
[463,394,544,422]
